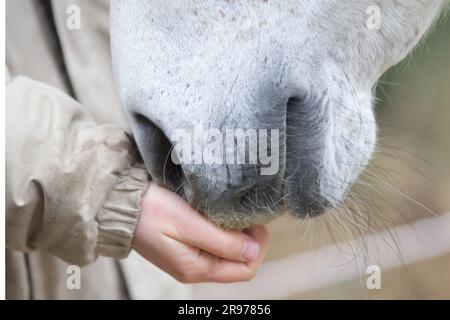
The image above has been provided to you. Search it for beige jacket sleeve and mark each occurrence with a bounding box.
[6,75,149,266]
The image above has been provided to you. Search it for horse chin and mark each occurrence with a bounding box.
[205,210,282,230]
[189,181,336,229]
[203,191,337,229]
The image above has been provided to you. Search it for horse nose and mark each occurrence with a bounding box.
[132,114,185,191]
[179,163,254,202]
[169,128,283,215]
[133,115,264,201]
[134,114,283,210]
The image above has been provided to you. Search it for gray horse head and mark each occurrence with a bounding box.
[110,0,445,229]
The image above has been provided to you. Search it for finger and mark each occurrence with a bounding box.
[176,221,261,263]
[207,225,270,283]
[168,226,270,283]
[182,237,268,284]
[144,182,262,262]
[242,225,270,270]
[196,252,259,283]
[168,245,261,283]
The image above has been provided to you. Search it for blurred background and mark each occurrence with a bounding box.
[193,13,450,299]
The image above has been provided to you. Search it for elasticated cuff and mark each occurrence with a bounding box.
[96,164,149,259]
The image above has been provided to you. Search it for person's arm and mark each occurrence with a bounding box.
[6,75,149,266]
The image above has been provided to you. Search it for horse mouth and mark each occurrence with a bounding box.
[204,210,282,230]
[178,179,330,230]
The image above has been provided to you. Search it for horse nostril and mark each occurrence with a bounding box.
[133,114,185,192]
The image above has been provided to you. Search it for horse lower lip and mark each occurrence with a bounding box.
[199,195,285,230]
[205,210,282,230]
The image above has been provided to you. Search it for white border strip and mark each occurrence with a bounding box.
[1,0,6,301]
[193,213,450,299]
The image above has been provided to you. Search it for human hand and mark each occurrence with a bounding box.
[133,182,269,283]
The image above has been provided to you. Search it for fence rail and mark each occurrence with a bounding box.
[193,213,450,299]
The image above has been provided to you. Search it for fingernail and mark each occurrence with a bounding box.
[241,240,260,261]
